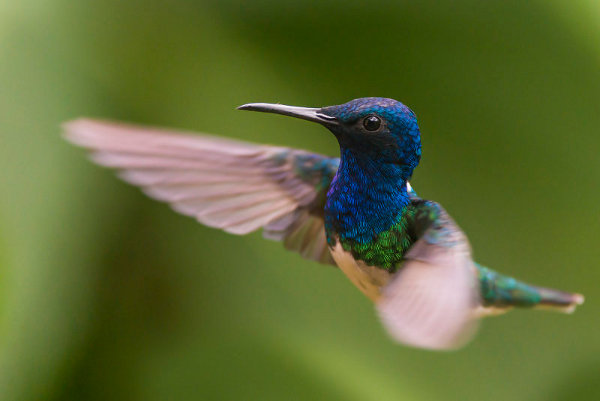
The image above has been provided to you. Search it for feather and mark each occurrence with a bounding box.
[376,250,479,350]
[64,118,339,265]
[376,204,480,350]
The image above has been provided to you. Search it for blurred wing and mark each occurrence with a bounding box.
[376,201,480,350]
[64,118,338,265]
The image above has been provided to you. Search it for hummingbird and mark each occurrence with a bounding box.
[64,97,584,350]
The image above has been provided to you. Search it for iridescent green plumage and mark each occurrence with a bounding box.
[337,199,450,271]
[476,264,582,312]
[338,211,413,271]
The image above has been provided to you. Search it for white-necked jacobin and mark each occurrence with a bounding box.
[64,97,584,350]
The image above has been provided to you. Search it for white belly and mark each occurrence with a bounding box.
[330,242,393,302]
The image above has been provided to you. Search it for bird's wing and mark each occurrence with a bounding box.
[64,119,338,265]
[376,200,480,350]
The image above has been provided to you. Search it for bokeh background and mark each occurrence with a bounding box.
[1,1,599,400]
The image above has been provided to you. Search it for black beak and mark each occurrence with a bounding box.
[237,103,338,126]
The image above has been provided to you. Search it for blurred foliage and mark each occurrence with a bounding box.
[0,1,599,400]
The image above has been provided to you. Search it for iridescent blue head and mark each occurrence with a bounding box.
[238,97,421,180]
[322,97,421,177]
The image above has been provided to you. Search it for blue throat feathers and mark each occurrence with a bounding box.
[324,147,412,247]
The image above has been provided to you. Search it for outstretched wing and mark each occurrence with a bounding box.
[64,119,338,265]
[376,200,480,350]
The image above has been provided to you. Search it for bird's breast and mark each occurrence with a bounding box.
[329,239,393,302]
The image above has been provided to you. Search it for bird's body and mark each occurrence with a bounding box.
[64,97,583,350]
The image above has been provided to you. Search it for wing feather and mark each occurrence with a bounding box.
[64,118,338,264]
[376,201,480,350]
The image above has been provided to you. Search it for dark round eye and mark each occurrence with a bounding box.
[363,115,381,131]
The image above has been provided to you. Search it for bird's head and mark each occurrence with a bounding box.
[238,97,421,175]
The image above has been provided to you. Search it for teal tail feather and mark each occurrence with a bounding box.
[475,264,584,314]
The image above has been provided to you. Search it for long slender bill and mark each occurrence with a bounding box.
[237,103,337,126]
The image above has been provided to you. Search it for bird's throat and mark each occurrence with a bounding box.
[324,148,412,253]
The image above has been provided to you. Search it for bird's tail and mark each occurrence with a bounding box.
[475,264,584,314]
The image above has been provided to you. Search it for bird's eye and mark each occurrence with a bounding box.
[363,115,381,131]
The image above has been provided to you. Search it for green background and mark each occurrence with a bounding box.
[1,1,599,400]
